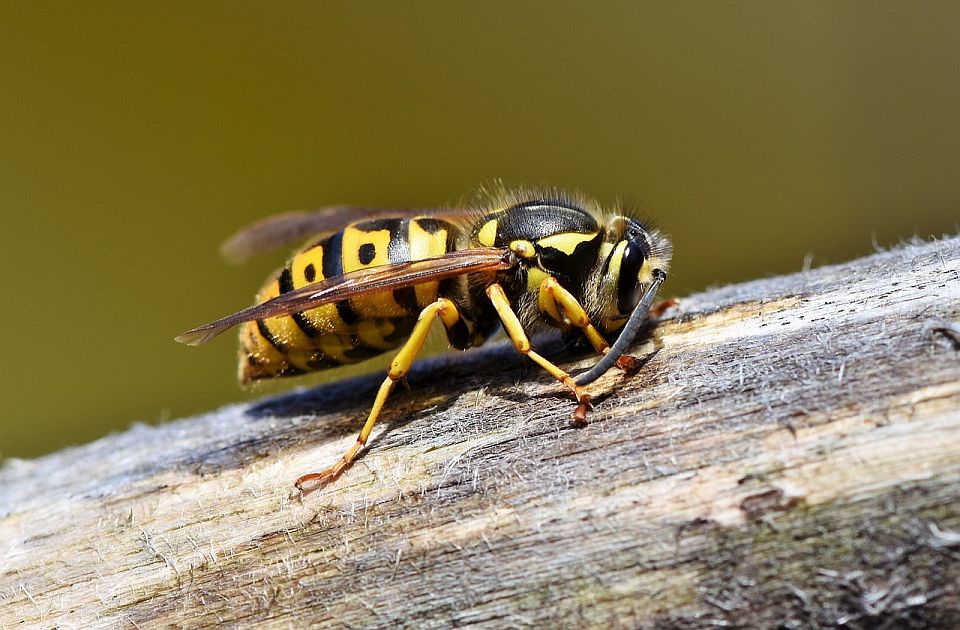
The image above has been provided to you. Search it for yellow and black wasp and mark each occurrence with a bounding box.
[176,187,671,491]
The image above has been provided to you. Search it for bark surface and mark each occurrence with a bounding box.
[2,237,960,628]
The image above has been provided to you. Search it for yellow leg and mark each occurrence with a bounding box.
[539,276,609,353]
[539,276,639,372]
[295,297,462,492]
[486,283,593,424]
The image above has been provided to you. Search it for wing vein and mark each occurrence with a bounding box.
[176,248,514,346]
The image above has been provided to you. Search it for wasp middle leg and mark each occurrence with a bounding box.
[486,282,593,424]
[295,297,462,492]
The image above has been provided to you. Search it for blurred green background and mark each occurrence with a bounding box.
[1,2,958,459]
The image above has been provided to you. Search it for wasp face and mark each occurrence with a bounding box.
[595,217,672,333]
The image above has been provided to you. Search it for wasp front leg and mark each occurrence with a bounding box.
[486,283,593,424]
[538,276,640,372]
[295,297,462,493]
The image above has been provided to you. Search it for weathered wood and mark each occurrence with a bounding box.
[2,236,960,628]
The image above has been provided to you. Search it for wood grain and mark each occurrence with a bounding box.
[3,236,960,628]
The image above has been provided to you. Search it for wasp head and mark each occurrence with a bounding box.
[592,217,672,334]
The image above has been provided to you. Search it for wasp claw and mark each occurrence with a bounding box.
[650,297,679,320]
[615,354,640,372]
[571,394,592,427]
[294,469,339,494]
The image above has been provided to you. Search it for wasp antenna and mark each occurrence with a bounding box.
[575,269,667,385]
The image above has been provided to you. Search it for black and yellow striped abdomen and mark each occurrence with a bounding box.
[239,217,458,383]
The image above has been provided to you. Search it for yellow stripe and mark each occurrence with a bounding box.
[476,219,498,247]
[638,260,653,285]
[342,226,391,272]
[537,231,598,254]
[526,267,548,293]
[238,320,288,382]
[343,226,407,317]
[599,242,614,261]
[290,246,326,290]
[289,244,345,334]
[410,218,448,306]
[356,319,402,351]
[318,334,355,364]
[606,242,627,280]
[257,279,314,353]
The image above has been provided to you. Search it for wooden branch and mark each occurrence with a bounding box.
[3,237,960,628]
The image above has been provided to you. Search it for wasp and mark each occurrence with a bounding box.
[177,187,671,491]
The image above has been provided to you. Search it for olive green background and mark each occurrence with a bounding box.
[2,2,958,459]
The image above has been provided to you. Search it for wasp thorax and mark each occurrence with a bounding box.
[474,199,606,293]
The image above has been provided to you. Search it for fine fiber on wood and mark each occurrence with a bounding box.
[2,236,960,628]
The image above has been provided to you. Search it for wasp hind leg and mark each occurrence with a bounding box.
[486,283,593,425]
[295,298,462,493]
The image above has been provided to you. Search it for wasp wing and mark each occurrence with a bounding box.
[176,248,514,346]
[220,206,478,264]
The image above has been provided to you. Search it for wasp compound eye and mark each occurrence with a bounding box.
[616,240,647,315]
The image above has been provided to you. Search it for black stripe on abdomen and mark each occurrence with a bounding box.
[342,334,387,361]
[387,219,418,312]
[256,319,285,352]
[279,266,320,337]
[386,218,411,263]
[323,231,359,325]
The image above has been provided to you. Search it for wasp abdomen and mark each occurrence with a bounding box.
[239,217,458,383]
